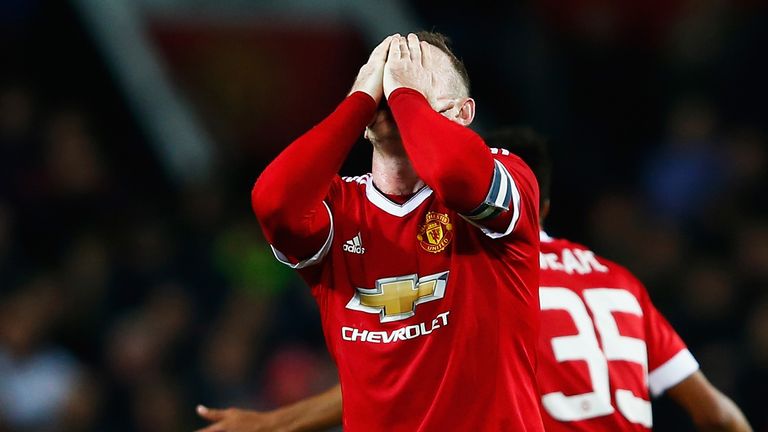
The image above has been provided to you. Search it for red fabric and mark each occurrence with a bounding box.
[387,87,495,214]
[251,91,376,260]
[537,236,694,431]
[252,87,512,261]
[253,85,545,429]
[300,156,542,431]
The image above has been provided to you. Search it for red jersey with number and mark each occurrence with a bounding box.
[271,151,544,431]
[536,234,699,431]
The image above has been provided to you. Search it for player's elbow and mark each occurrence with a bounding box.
[251,182,270,219]
[251,180,316,244]
[420,148,495,213]
[692,399,752,432]
[693,408,732,431]
[670,372,752,432]
[251,180,283,230]
[428,169,488,213]
[693,413,746,432]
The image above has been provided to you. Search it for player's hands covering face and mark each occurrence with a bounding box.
[349,34,397,104]
[383,34,435,101]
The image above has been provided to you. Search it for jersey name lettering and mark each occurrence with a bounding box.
[540,248,609,275]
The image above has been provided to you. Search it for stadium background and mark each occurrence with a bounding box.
[0,0,766,430]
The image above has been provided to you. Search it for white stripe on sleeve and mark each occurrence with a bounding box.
[648,349,700,397]
[476,165,522,239]
[270,201,334,269]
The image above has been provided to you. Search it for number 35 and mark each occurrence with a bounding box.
[540,287,652,427]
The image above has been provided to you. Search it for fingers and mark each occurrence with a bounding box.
[387,35,401,64]
[384,33,423,64]
[407,33,421,64]
[370,34,396,62]
[420,41,432,67]
[386,34,414,63]
[397,35,409,59]
[197,405,225,422]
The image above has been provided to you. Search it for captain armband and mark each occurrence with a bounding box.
[463,159,516,221]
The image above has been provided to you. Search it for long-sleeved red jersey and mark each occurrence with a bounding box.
[252,88,544,431]
[537,232,699,431]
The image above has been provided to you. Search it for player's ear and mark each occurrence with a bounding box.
[454,97,475,126]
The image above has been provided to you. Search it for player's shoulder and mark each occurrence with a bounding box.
[540,234,637,281]
[489,147,513,157]
[339,173,372,186]
[324,174,372,209]
[489,147,539,196]
[489,148,532,172]
[332,173,371,195]
[540,234,595,258]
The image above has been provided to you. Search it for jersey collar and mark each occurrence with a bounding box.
[366,181,433,217]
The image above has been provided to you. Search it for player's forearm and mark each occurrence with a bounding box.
[253,91,375,216]
[252,92,375,254]
[387,88,494,213]
[668,372,752,432]
[271,384,343,432]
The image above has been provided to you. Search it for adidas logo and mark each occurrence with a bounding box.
[343,233,366,254]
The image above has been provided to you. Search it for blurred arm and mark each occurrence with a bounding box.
[666,371,752,432]
[273,384,343,431]
[196,384,343,432]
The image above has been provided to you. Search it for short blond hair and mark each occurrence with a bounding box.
[415,31,470,97]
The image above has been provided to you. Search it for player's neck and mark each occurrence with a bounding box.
[371,148,425,195]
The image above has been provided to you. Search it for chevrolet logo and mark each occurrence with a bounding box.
[346,271,449,322]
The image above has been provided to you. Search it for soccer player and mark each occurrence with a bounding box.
[237,32,545,431]
[197,128,751,432]
[493,128,751,432]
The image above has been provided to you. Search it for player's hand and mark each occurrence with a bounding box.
[195,405,292,432]
[349,34,397,105]
[383,33,433,101]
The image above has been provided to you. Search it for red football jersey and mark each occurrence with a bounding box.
[537,233,700,431]
[272,151,544,431]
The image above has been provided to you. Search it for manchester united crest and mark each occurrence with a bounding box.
[417,212,454,253]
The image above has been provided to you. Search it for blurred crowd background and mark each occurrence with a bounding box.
[0,1,766,431]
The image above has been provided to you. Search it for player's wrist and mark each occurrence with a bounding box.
[386,86,427,104]
[344,91,378,127]
[347,90,377,106]
[266,403,307,432]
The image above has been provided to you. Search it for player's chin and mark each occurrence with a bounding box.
[366,131,395,145]
[368,111,397,132]
[373,107,393,124]
[377,97,392,113]
[367,122,400,142]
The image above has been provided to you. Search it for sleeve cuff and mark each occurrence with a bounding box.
[648,349,700,397]
[387,87,428,106]
[347,91,378,111]
[270,202,334,269]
